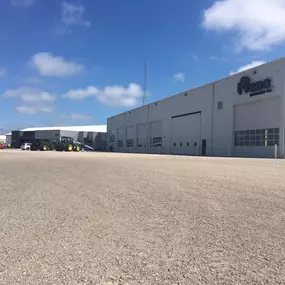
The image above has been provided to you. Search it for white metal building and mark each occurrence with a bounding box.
[20,125,107,133]
[10,125,107,150]
[107,58,285,158]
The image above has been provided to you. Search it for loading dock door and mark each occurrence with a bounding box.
[126,126,135,152]
[234,97,280,158]
[137,123,148,153]
[171,112,201,155]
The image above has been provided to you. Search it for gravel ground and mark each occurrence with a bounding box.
[0,150,285,285]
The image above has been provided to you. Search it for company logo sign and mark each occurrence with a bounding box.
[237,76,272,97]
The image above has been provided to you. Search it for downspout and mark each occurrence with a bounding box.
[211,82,215,156]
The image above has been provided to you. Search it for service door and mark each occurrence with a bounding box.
[171,112,201,155]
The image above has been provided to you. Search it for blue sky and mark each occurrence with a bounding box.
[1,0,285,132]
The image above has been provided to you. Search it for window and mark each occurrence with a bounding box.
[235,128,279,147]
[151,137,162,147]
[218,101,223,110]
[126,139,134,147]
[117,140,123,147]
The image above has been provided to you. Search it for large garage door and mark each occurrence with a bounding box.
[171,112,201,155]
[149,120,163,153]
[234,97,280,158]
[137,123,148,153]
[116,127,124,150]
[126,126,135,152]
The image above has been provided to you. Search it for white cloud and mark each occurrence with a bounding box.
[63,83,143,107]
[54,2,90,35]
[61,2,90,26]
[0,68,7,77]
[230,61,266,75]
[173,73,185,82]
[61,113,93,120]
[31,52,84,77]
[10,0,35,7]
[62,86,98,100]
[3,87,56,115]
[3,87,56,102]
[97,84,143,107]
[203,0,285,51]
[16,105,53,115]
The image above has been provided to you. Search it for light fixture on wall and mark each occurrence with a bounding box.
[252,70,257,75]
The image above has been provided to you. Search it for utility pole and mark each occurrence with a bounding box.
[143,60,147,106]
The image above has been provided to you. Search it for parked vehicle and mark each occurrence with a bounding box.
[21,143,32,150]
[31,140,52,151]
[0,143,7,149]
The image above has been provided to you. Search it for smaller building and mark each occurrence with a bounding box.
[10,125,107,151]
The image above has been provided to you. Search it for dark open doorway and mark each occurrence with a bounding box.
[202,139,206,156]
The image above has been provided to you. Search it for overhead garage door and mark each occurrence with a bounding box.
[149,120,163,153]
[171,112,201,155]
[126,126,135,151]
[137,123,148,153]
[234,97,280,158]
[116,127,124,150]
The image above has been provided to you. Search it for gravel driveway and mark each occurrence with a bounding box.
[0,150,285,284]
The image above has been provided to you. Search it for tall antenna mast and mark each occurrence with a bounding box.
[143,60,147,106]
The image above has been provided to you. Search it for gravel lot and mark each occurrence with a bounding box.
[0,150,285,285]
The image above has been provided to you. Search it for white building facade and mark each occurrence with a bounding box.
[107,58,285,158]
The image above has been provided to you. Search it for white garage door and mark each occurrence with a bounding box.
[171,112,201,155]
[234,97,280,158]
[137,123,148,153]
[116,127,124,150]
[149,120,163,153]
[126,126,135,151]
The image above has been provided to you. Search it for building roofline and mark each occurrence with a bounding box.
[19,125,107,133]
[108,56,285,120]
